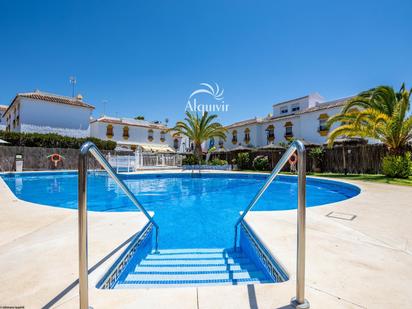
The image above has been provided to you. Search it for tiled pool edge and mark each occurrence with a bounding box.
[240,221,289,282]
[97,220,288,289]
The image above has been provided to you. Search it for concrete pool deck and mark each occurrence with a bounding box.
[0,170,411,308]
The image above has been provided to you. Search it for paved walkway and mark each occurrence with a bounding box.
[0,171,411,308]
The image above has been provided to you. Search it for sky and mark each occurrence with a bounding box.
[0,0,411,126]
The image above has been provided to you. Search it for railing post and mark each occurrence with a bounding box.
[78,152,89,309]
[77,141,160,308]
[291,142,310,309]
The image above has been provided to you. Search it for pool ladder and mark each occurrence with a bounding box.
[233,140,309,309]
[77,141,159,309]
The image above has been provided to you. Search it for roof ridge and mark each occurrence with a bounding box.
[19,91,82,101]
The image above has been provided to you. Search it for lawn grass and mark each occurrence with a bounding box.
[308,173,412,187]
[237,170,412,187]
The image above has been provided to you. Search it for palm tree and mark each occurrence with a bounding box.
[170,112,227,160]
[327,84,412,154]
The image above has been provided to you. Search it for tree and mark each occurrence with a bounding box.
[169,112,227,160]
[327,84,412,154]
[134,116,145,120]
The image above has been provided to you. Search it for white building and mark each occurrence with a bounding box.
[1,91,94,138]
[222,93,351,149]
[90,116,183,152]
[0,105,8,131]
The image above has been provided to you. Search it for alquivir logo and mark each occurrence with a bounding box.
[185,82,229,114]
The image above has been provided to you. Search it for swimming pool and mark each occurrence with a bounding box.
[1,172,360,249]
[1,171,360,288]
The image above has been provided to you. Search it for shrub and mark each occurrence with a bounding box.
[308,147,324,160]
[236,152,250,170]
[308,147,324,172]
[253,155,269,171]
[382,152,412,178]
[0,131,116,150]
[209,158,228,166]
[182,154,205,165]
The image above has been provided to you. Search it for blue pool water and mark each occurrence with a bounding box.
[1,172,360,249]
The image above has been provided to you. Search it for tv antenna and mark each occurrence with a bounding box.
[69,76,77,97]
[102,100,108,116]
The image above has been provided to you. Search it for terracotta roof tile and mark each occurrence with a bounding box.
[91,116,167,130]
[225,118,259,129]
[17,91,95,109]
[3,91,94,117]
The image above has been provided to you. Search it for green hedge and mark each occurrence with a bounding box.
[382,152,412,178]
[236,152,250,170]
[253,155,269,171]
[209,158,228,166]
[0,131,116,150]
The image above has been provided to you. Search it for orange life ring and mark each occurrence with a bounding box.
[288,153,297,165]
[50,153,63,167]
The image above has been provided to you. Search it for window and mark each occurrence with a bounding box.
[160,131,166,142]
[318,113,329,136]
[148,129,154,141]
[218,138,224,148]
[106,124,114,138]
[244,128,251,144]
[122,126,129,140]
[280,106,288,114]
[284,121,293,139]
[232,130,238,144]
[291,104,300,112]
[173,138,179,150]
[319,119,328,131]
[265,125,275,143]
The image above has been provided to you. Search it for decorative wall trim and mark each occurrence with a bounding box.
[98,222,153,289]
[240,221,288,282]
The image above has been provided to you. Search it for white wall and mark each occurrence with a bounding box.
[223,124,260,149]
[298,106,343,144]
[6,98,92,137]
[90,121,174,146]
[272,93,325,117]
[224,103,345,149]
[0,110,6,131]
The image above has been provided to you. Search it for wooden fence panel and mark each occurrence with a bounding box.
[212,144,411,174]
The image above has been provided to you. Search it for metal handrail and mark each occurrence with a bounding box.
[78,141,159,309]
[233,140,309,308]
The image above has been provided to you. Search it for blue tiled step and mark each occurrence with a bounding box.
[114,248,272,288]
[138,257,251,266]
[133,263,258,272]
[129,269,259,275]
[126,270,267,281]
[144,252,245,260]
[117,277,270,288]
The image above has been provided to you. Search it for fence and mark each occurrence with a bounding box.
[0,146,109,172]
[210,144,411,174]
[0,146,182,172]
[0,144,408,174]
[108,152,183,172]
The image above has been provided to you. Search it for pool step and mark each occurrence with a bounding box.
[114,248,273,288]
